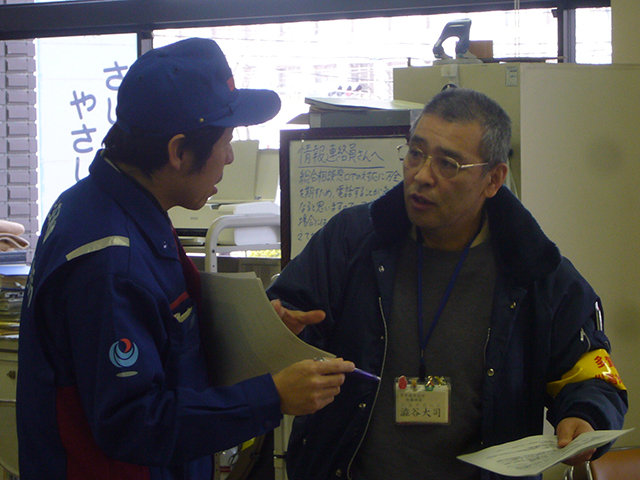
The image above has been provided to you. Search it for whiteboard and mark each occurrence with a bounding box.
[280,126,409,265]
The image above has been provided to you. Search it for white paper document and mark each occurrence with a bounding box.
[457,429,632,477]
[199,271,334,386]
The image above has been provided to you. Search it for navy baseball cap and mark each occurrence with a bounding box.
[115,37,281,136]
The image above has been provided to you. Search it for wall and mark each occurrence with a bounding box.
[519,64,640,479]
[611,0,640,64]
[0,36,38,260]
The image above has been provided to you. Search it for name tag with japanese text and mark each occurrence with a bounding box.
[395,375,451,425]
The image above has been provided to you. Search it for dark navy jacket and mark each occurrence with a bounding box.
[268,182,627,480]
[17,153,282,480]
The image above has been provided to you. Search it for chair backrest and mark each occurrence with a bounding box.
[564,447,640,480]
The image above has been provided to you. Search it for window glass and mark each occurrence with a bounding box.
[575,7,611,63]
[36,34,137,220]
[154,9,561,148]
[32,8,611,220]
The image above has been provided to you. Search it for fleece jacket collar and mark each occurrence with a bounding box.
[369,182,561,287]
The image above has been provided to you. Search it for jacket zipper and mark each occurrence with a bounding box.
[345,296,388,480]
[480,326,491,449]
[580,328,591,351]
[483,327,491,367]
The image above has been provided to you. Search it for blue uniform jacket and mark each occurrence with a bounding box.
[267,182,627,480]
[17,153,282,480]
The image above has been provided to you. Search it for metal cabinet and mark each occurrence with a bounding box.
[0,336,19,478]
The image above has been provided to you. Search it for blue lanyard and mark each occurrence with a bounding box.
[416,228,476,381]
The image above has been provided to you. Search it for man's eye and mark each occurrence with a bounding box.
[408,148,423,159]
[435,156,458,171]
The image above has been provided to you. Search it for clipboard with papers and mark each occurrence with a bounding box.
[199,271,334,386]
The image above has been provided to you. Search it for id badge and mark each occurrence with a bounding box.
[394,375,451,425]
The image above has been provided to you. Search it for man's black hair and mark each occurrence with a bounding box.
[102,124,227,177]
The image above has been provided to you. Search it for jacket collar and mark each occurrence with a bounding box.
[89,151,177,259]
[369,182,561,286]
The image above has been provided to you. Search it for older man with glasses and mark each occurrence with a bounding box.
[267,87,627,480]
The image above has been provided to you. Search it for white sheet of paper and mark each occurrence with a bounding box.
[457,429,632,477]
[199,271,334,386]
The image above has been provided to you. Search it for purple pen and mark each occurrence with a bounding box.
[314,357,380,382]
[349,367,381,382]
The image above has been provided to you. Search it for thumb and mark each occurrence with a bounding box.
[271,299,286,319]
[556,417,593,448]
[292,309,326,326]
[271,299,326,335]
[557,427,574,448]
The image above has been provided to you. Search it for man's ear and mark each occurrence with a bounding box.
[167,134,187,171]
[483,162,508,199]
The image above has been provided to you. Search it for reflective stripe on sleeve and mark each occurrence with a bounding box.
[65,236,130,261]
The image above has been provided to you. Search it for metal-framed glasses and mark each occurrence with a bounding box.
[397,144,488,179]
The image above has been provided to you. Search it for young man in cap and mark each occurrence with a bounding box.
[17,37,354,480]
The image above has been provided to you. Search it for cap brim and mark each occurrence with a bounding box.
[212,89,282,128]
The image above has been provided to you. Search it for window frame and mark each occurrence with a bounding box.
[0,0,610,42]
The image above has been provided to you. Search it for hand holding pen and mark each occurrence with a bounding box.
[273,357,355,415]
[314,357,381,382]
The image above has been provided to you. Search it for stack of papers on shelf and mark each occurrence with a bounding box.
[306,97,425,112]
[0,250,27,265]
[289,97,424,128]
[0,264,30,331]
[0,320,20,336]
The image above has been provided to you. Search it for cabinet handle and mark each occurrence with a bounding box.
[6,370,16,380]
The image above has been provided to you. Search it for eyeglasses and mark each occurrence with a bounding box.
[397,144,488,179]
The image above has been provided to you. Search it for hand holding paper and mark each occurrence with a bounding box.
[556,417,597,466]
[457,429,632,477]
[199,272,336,386]
[199,271,373,415]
